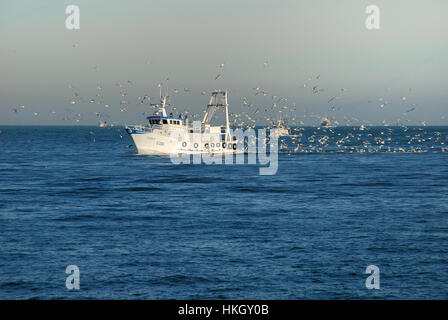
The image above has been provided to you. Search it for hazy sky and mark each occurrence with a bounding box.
[0,0,447,125]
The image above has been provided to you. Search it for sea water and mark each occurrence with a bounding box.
[0,126,447,299]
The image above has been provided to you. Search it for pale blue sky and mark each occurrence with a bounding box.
[1,0,447,125]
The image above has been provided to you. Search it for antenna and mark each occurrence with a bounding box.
[165,78,169,98]
[157,83,162,100]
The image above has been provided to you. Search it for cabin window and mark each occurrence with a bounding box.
[169,120,173,124]
[163,119,168,124]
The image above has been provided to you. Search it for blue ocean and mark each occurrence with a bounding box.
[0,126,447,299]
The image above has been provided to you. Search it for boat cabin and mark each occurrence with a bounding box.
[147,116,183,126]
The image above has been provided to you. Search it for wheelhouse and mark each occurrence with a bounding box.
[147,116,184,126]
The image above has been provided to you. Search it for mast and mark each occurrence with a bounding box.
[160,95,168,117]
[152,83,168,117]
[224,90,230,142]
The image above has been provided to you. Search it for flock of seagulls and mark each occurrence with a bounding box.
[275,126,448,154]
[6,56,448,153]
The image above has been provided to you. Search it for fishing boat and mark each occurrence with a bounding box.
[320,117,332,127]
[269,119,290,138]
[125,90,239,155]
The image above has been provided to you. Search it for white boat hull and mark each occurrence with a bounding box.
[127,128,239,155]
